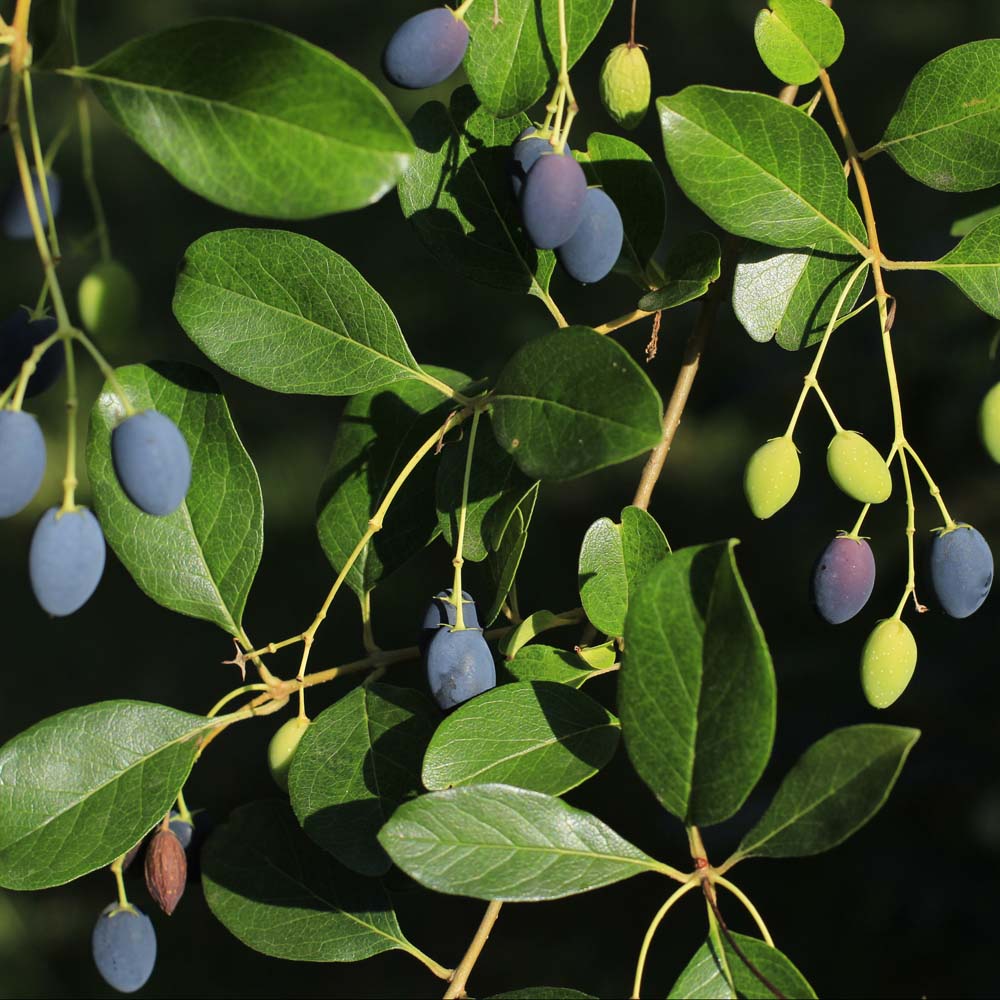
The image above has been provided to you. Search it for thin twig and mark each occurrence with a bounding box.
[444,900,503,999]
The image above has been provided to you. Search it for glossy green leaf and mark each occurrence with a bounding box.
[951,204,1000,238]
[422,682,619,796]
[317,368,469,598]
[70,19,413,217]
[658,87,867,252]
[875,39,1000,192]
[399,86,555,302]
[505,645,604,689]
[499,610,574,659]
[0,701,212,890]
[289,684,439,877]
[87,362,262,635]
[378,783,667,900]
[754,0,844,86]
[620,540,776,826]
[491,327,663,480]
[489,991,596,999]
[482,484,540,627]
[463,0,612,118]
[735,725,920,861]
[173,228,433,396]
[203,799,419,963]
[732,245,866,349]
[929,214,1000,319]
[578,133,667,284]
[639,233,722,312]
[669,933,816,999]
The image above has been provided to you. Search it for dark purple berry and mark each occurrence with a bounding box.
[812,535,876,625]
[520,151,588,249]
[425,626,495,709]
[29,506,106,616]
[508,128,571,198]
[419,589,479,652]
[0,410,46,518]
[111,410,192,517]
[2,170,61,240]
[0,308,63,399]
[91,904,156,993]
[930,523,993,618]
[383,8,470,89]
[557,188,624,284]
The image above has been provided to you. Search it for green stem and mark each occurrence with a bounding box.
[631,881,699,998]
[451,409,481,630]
[70,328,136,416]
[58,334,79,512]
[21,72,60,259]
[76,83,111,261]
[3,328,61,409]
[713,876,775,947]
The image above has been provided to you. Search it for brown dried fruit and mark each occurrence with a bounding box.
[144,828,187,916]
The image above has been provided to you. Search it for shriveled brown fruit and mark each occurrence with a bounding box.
[144,828,187,916]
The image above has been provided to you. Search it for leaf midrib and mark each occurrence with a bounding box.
[881,99,1000,152]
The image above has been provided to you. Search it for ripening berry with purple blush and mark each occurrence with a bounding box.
[812,535,876,624]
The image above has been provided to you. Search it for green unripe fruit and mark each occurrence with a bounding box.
[826,430,891,504]
[599,43,651,130]
[743,436,800,519]
[78,260,140,342]
[860,618,917,709]
[267,716,310,791]
[979,381,1000,463]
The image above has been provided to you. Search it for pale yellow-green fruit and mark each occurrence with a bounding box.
[267,716,310,792]
[599,43,651,130]
[77,260,139,341]
[860,618,917,709]
[743,436,800,519]
[826,430,892,504]
[979,381,1000,463]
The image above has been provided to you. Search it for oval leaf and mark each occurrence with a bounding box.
[754,0,845,86]
[491,327,663,480]
[70,19,413,217]
[0,701,212,890]
[929,214,1000,319]
[639,233,722,312]
[378,783,667,900]
[421,681,620,796]
[483,484,540,627]
[505,645,605,690]
[87,362,262,635]
[620,541,776,826]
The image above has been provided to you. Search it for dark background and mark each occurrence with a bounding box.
[2,1,1000,996]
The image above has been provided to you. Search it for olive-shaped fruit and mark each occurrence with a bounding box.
[827,430,891,504]
[0,308,63,399]
[508,128,573,198]
[860,618,917,709]
[599,43,651,130]
[382,7,470,89]
[111,410,192,517]
[267,716,311,791]
[980,381,1000,464]
[78,260,140,342]
[520,151,588,249]
[929,523,993,618]
[425,625,496,710]
[420,589,479,652]
[812,535,876,624]
[1,170,61,240]
[91,903,157,994]
[0,410,46,518]
[557,188,624,284]
[29,506,106,616]
[743,436,800,519]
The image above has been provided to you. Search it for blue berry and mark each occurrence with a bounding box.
[557,188,624,284]
[91,903,156,994]
[0,410,46,518]
[508,129,572,198]
[812,535,876,625]
[0,308,63,399]
[930,523,993,619]
[419,589,479,652]
[520,151,588,249]
[111,410,192,517]
[2,170,61,240]
[168,811,193,850]
[425,625,496,710]
[29,506,106,616]
[383,8,470,89]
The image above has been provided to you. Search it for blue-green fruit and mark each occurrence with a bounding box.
[599,43,651,130]
[111,410,192,516]
[0,410,46,518]
[382,8,470,89]
[929,523,993,618]
[29,506,106,615]
[743,436,800,519]
[91,904,156,993]
[426,626,496,710]
[827,430,891,503]
[521,152,588,249]
[980,381,1000,463]
[557,188,624,284]
[78,260,140,341]
[860,618,917,709]
[420,589,479,652]
[267,716,310,791]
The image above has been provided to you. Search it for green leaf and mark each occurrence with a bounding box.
[669,933,816,999]
[482,483,539,627]
[929,214,1000,319]
[0,701,212,890]
[639,233,722,312]
[951,204,1000,238]
[875,39,1000,192]
[316,368,470,598]
[498,609,579,659]
[203,799,419,963]
[289,684,439,877]
[87,362,262,635]
[578,133,667,284]
[489,991,596,999]
[505,645,605,689]
[436,421,537,563]
[173,228,434,397]
[754,0,845,86]
[422,682,619,796]
[732,245,866,349]
[400,87,555,302]
[491,327,663,480]
[619,540,776,826]
[69,19,413,217]
[378,783,667,900]
[463,0,612,118]
[658,87,867,252]
[735,725,920,861]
